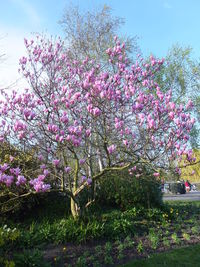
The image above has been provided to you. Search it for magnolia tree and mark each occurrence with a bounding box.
[0,36,196,218]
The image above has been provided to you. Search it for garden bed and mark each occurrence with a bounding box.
[1,201,200,266]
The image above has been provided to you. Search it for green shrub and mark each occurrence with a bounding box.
[0,225,20,267]
[96,168,163,209]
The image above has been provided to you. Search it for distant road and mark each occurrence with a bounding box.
[163,191,200,201]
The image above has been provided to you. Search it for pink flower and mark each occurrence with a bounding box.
[9,156,14,162]
[86,129,91,137]
[148,119,155,129]
[93,107,101,116]
[30,178,50,192]
[37,175,45,181]
[40,164,46,169]
[0,163,9,172]
[169,102,175,110]
[64,167,71,173]
[169,112,174,120]
[107,144,116,154]
[87,178,92,185]
[123,140,129,146]
[53,159,60,167]
[153,173,160,177]
[186,100,193,110]
[60,115,68,123]
[4,175,14,187]
[38,154,44,161]
[81,176,87,182]
[43,169,50,176]
[79,159,85,165]
[16,175,26,186]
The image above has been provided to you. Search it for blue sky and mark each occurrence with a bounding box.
[1,0,200,87]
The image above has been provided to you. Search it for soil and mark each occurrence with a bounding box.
[42,234,200,266]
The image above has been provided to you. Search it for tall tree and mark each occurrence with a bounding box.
[59,4,138,65]
[0,37,195,218]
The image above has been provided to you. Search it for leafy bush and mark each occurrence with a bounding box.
[96,169,163,209]
[0,225,20,267]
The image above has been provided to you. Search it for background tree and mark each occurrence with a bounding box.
[59,4,139,65]
[180,149,200,183]
[153,44,200,147]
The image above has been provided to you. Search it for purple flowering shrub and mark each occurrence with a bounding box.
[0,36,196,218]
[0,142,51,214]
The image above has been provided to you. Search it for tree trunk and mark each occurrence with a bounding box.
[70,197,81,219]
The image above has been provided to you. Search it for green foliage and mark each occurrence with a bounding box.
[0,225,20,247]
[136,240,144,254]
[148,228,160,250]
[104,255,113,265]
[96,169,163,209]
[124,235,135,248]
[1,206,167,248]
[13,249,50,267]
[0,225,20,267]
[0,258,15,267]
[104,241,112,253]
[182,232,190,241]
[162,236,170,247]
[171,233,180,244]
[76,256,87,267]
[191,225,200,235]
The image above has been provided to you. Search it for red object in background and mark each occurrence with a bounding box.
[185,181,189,187]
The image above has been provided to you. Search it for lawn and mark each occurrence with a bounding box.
[123,243,200,267]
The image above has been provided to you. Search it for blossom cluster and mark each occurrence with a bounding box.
[0,163,50,192]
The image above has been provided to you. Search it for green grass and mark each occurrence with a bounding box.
[122,243,200,267]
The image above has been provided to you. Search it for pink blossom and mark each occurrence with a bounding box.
[81,176,87,182]
[107,145,116,154]
[64,166,71,173]
[186,99,193,110]
[16,175,26,186]
[148,119,155,129]
[87,178,92,185]
[93,107,101,116]
[38,154,44,161]
[5,175,14,187]
[43,169,50,176]
[53,159,60,167]
[123,140,129,146]
[169,112,174,120]
[0,163,9,172]
[9,156,14,162]
[79,159,85,165]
